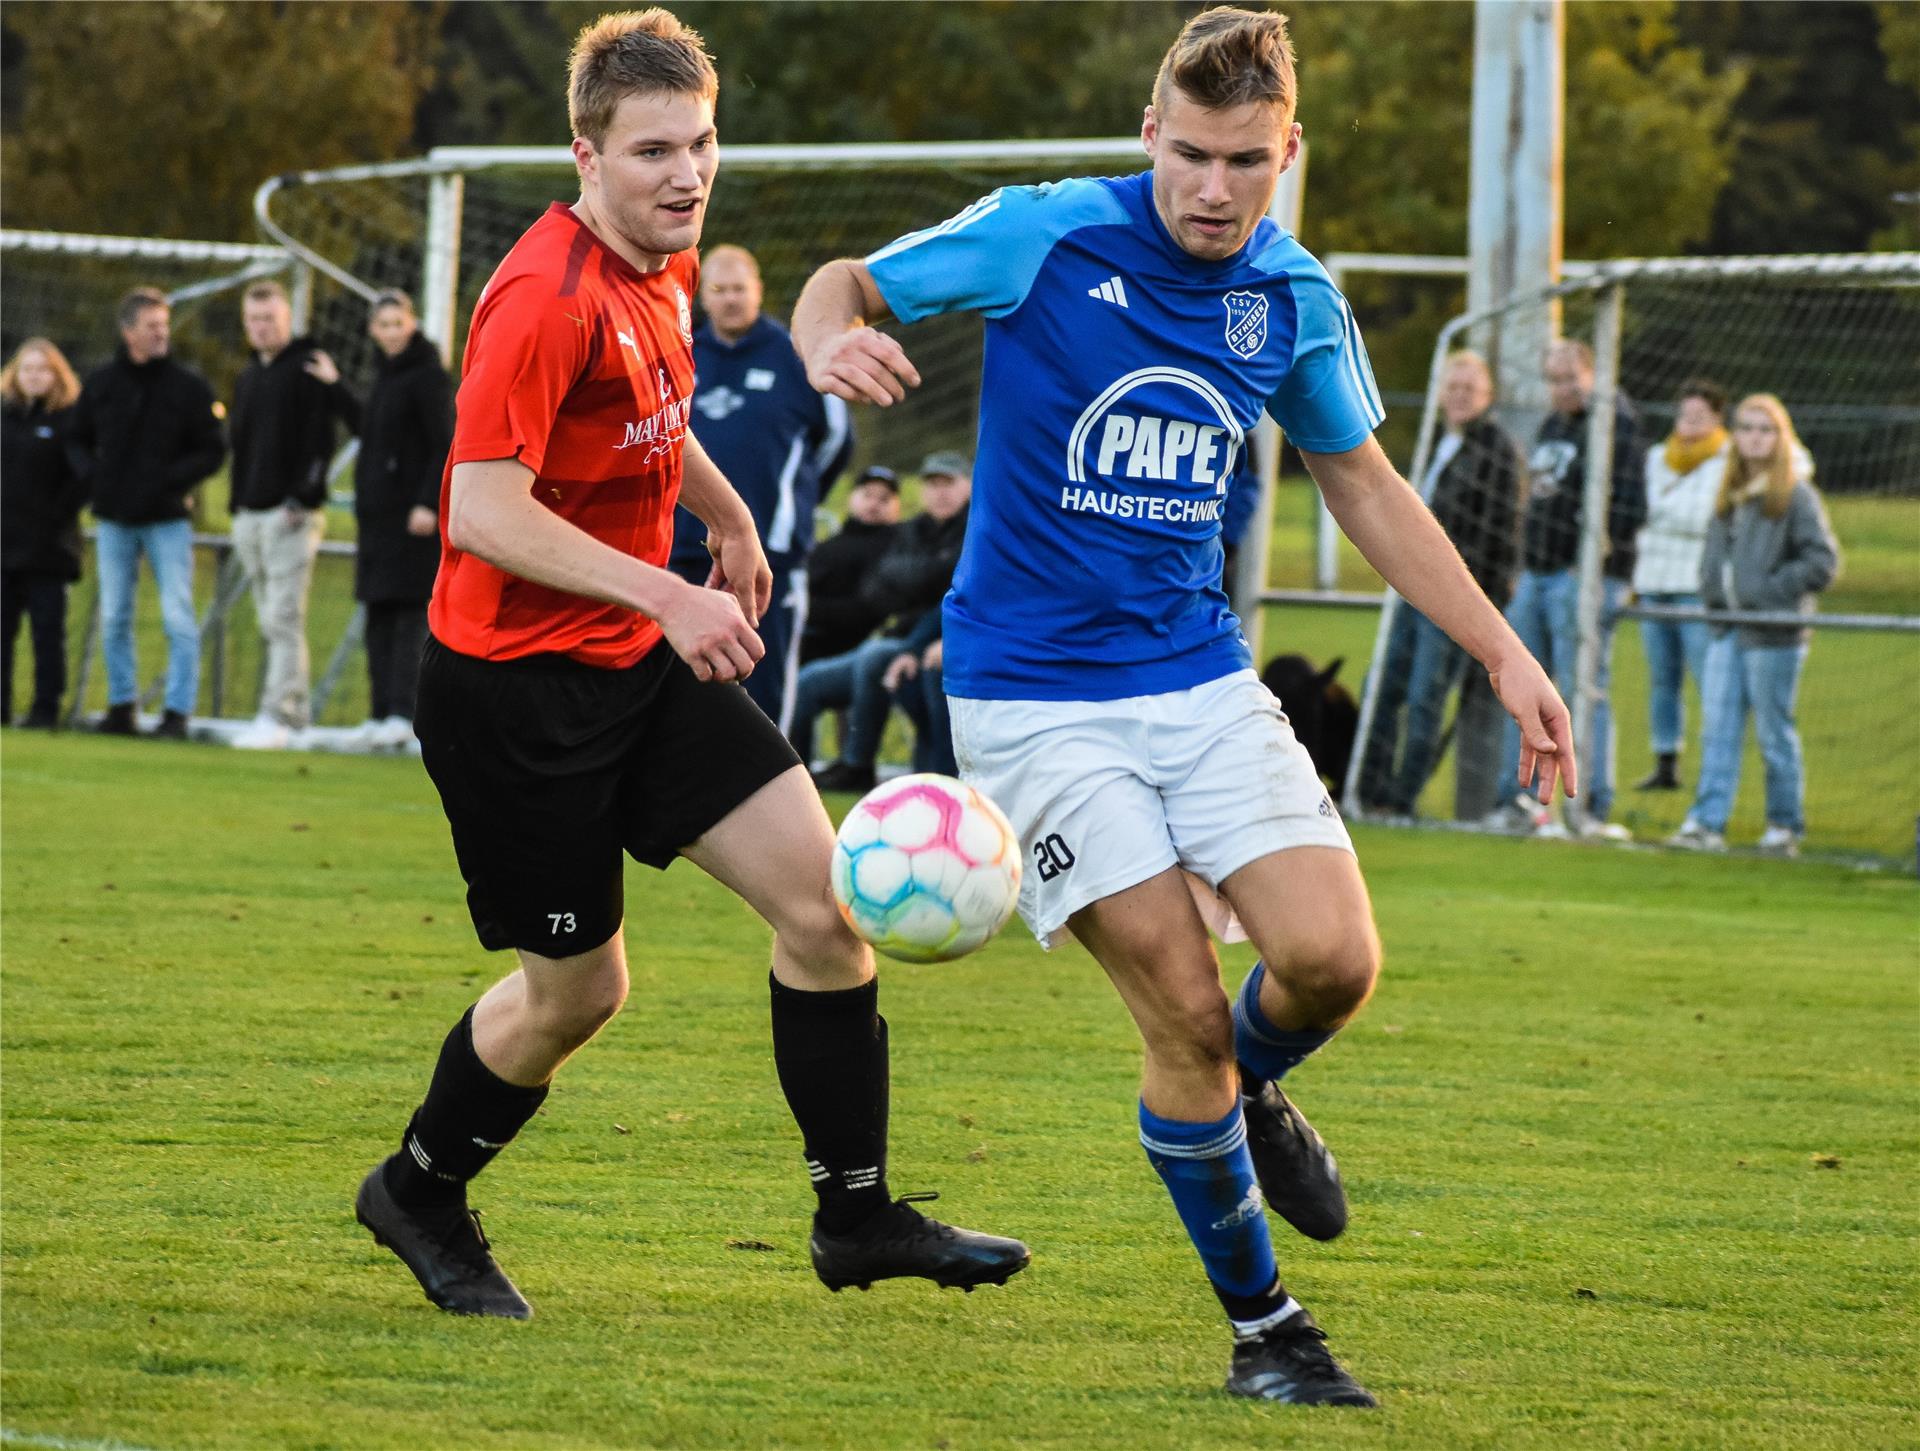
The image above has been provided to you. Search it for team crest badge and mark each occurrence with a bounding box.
[674,285,693,343]
[1223,290,1269,359]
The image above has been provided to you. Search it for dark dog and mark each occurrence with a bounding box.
[1259,654,1358,793]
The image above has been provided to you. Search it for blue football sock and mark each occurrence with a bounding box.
[1233,960,1334,1089]
[1139,1100,1285,1324]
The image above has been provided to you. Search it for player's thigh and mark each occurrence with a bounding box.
[1068,865,1229,1057]
[948,694,1178,949]
[1218,845,1380,996]
[512,931,631,1029]
[415,638,630,957]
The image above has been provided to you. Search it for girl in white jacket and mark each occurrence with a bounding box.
[1631,379,1727,790]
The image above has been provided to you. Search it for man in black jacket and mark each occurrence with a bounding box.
[227,279,354,748]
[790,453,970,791]
[1355,351,1523,816]
[798,465,901,665]
[1495,338,1647,833]
[69,288,228,738]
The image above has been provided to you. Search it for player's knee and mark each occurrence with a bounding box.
[1144,990,1236,1075]
[1289,926,1380,1024]
[528,966,628,1046]
[773,888,867,982]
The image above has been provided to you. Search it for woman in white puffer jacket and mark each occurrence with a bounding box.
[1631,379,1728,791]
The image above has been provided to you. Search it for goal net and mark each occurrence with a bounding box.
[1344,253,1920,863]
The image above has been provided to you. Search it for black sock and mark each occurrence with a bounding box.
[383,1006,549,1207]
[768,972,891,1234]
[1212,1273,1301,1338]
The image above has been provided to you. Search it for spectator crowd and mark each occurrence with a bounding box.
[0,257,1841,853]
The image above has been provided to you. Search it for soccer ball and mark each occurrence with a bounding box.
[830,773,1022,963]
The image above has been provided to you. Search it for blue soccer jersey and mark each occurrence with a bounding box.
[865,170,1384,701]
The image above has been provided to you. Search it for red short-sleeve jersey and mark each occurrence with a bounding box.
[429,203,699,667]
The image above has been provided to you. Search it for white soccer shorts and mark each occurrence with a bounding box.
[947,668,1354,949]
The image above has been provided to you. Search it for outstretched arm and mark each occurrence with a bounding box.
[1302,436,1579,804]
[791,259,922,407]
[447,455,763,684]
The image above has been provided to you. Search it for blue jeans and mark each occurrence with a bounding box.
[1502,569,1622,820]
[894,663,956,775]
[95,518,200,715]
[1358,603,1469,814]
[1689,634,1808,834]
[1639,592,1710,757]
[788,635,901,768]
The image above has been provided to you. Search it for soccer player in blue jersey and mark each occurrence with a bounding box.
[794,5,1576,1407]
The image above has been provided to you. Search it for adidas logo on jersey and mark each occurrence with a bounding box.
[1088,276,1130,308]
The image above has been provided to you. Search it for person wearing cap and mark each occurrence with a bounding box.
[670,244,853,729]
[792,452,971,791]
[800,464,903,665]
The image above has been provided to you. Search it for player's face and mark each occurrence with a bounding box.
[576,90,718,264]
[121,304,170,363]
[699,255,762,340]
[847,481,901,525]
[369,303,417,358]
[1674,395,1721,443]
[243,297,292,356]
[1441,360,1492,429]
[15,348,57,401]
[1142,87,1300,262]
[1733,405,1780,463]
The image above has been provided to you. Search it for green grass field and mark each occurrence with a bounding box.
[3,734,1915,1450]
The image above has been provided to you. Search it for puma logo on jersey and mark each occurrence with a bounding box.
[617,328,641,359]
[1088,276,1130,308]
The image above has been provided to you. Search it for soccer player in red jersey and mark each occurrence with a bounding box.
[355,8,1029,1320]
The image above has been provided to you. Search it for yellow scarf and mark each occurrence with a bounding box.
[1665,427,1727,476]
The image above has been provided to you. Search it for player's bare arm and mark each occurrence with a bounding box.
[1301,436,1579,803]
[447,455,763,683]
[791,260,922,406]
[677,430,772,627]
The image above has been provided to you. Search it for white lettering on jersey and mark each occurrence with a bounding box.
[1068,367,1242,491]
[1223,290,1269,358]
[744,368,777,391]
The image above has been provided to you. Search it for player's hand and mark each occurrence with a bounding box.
[881,652,918,691]
[806,327,922,407]
[406,506,437,538]
[703,526,772,628]
[303,350,340,386]
[658,579,764,684]
[1489,650,1579,804]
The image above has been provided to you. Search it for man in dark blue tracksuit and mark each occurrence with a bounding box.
[671,245,853,727]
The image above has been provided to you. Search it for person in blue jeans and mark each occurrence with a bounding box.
[1631,379,1727,791]
[1495,338,1645,834]
[796,453,970,791]
[69,288,227,738]
[1357,351,1522,816]
[880,623,955,776]
[1671,394,1838,858]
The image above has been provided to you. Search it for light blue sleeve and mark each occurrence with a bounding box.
[1263,265,1387,454]
[865,179,1127,325]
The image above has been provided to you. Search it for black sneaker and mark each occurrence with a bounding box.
[149,709,189,740]
[1226,1308,1377,1406]
[1242,1079,1348,1241]
[354,1163,532,1319]
[96,703,137,736]
[19,706,59,731]
[810,761,876,794]
[809,1192,1030,1292]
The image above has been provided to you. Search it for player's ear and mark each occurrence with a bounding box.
[570,135,598,182]
[1141,105,1157,155]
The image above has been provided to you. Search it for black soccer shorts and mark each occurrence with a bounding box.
[414,634,802,957]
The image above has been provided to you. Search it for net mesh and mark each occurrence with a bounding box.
[1345,262,1920,861]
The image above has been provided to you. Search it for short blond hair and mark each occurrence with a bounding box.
[1153,6,1297,120]
[1,337,81,411]
[569,9,718,150]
